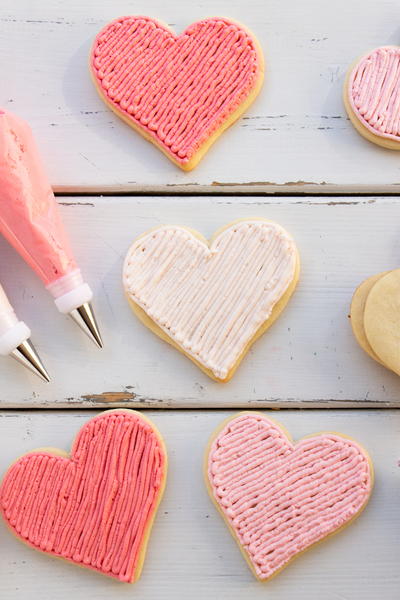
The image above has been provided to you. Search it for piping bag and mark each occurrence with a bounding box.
[0,283,50,382]
[0,109,102,348]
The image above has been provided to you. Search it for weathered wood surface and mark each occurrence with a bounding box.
[2,0,400,193]
[1,196,400,408]
[1,410,398,599]
[2,2,400,598]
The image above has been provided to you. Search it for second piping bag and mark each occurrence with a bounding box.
[0,109,102,348]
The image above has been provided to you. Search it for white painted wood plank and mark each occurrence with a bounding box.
[1,196,400,408]
[2,0,400,192]
[0,410,399,599]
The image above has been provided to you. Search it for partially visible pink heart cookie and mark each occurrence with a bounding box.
[0,410,167,582]
[206,413,373,580]
[90,16,264,170]
[344,46,400,149]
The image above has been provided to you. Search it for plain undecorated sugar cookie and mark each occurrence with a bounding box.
[344,46,400,149]
[363,269,400,375]
[123,218,300,382]
[90,16,264,170]
[350,271,389,365]
[349,269,400,376]
[205,412,373,581]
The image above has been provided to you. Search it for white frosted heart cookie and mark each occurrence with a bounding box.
[123,219,299,382]
[344,46,400,149]
[205,412,373,581]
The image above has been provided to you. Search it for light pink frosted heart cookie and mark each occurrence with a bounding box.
[0,410,167,582]
[123,219,299,382]
[90,16,264,170]
[206,412,373,580]
[344,45,400,149]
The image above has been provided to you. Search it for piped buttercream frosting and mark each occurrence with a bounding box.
[123,221,297,380]
[207,413,372,579]
[0,410,166,582]
[91,16,262,166]
[348,46,400,140]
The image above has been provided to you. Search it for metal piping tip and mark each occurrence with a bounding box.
[69,302,103,349]
[11,340,50,383]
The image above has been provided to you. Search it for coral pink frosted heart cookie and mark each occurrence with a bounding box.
[206,412,373,581]
[123,219,299,382]
[0,410,167,582]
[90,16,264,170]
[344,46,400,149]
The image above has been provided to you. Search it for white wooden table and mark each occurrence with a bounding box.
[1,0,400,597]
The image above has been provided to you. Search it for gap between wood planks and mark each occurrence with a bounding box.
[54,185,400,197]
[55,194,400,207]
[1,396,398,410]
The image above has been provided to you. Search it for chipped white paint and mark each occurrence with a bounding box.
[0,410,399,599]
[1,196,400,408]
[2,0,400,192]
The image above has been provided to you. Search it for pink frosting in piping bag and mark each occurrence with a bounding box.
[0,109,78,286]
[0,109,102,345]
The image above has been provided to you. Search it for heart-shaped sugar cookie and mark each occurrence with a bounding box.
[123,219,299,382]
[0,410,167,582]
[344,46,400,149]
[206,412,373,581]
[90,16,264,170]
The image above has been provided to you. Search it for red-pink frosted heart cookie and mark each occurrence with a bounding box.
[90,16,264,170]
[0,410,167,582]
[344,46,400,149]
[206,412,373,580]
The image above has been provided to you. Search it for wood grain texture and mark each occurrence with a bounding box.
[2,0,400,192]
[0,410,399,599]
[1,196,400,408]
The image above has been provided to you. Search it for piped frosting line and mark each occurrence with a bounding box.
[348,46,400,140]
[0,411,166,582]
[123,221,297,379]
[207,414,372,579]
